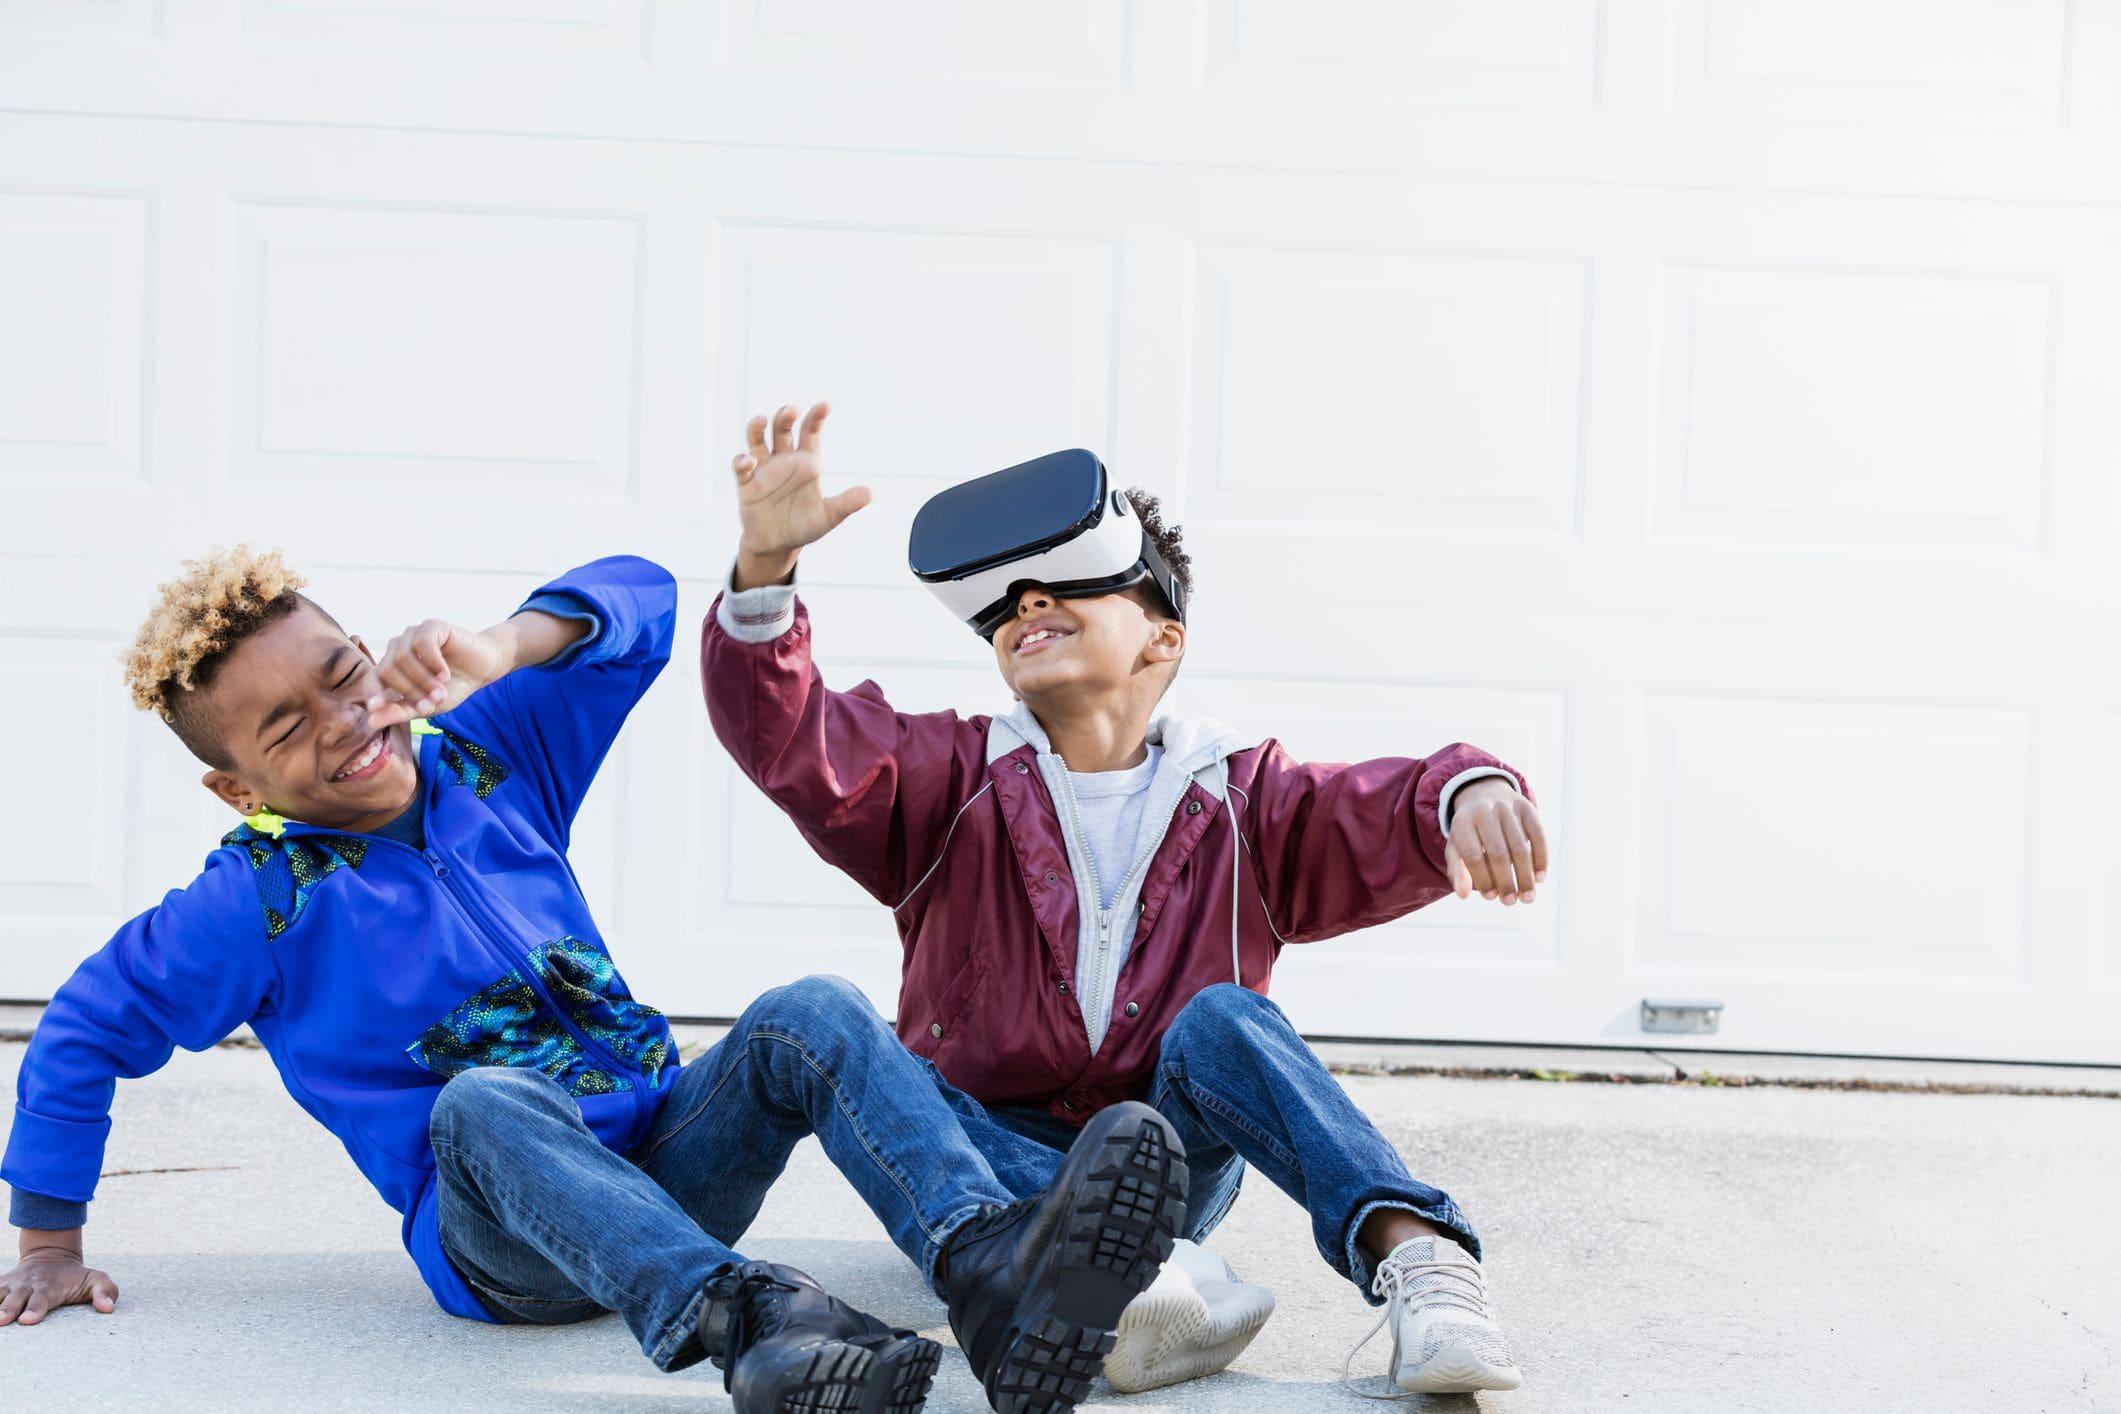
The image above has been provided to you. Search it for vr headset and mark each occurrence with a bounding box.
[910,449,1187,640]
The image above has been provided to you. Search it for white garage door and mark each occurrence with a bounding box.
[3,2,2118,1064]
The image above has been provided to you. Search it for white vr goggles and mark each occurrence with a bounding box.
[910,449,1187,641]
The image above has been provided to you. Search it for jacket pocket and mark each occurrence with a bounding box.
[917,951,991,1063]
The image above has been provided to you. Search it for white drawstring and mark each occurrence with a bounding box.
[1223,783,1292,951]
[893,781,994,914]
[1231,799,1242,987]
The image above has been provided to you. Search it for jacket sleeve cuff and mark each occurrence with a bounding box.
[1438,766,1519,834]
[515,591,604,671]
[9,1187,87,1231]
[715,567,798,644]
[1,1106,111,1209]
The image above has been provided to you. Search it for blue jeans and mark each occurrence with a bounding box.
[429,975,1013,1370]
[926,984,1478,1304]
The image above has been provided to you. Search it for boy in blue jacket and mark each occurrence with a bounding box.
[0,548,1188,1414]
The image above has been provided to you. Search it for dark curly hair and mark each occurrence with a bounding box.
[1121,488,1190,619]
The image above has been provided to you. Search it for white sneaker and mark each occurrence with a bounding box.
[1344,1235,1522,1397]
[1102,1238,1277,1392]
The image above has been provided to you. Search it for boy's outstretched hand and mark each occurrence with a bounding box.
[0,1232,117,1327]
[1444,778,1549,906]
[730,402,871,590]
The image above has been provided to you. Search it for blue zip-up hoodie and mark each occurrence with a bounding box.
[1,555,680,1321]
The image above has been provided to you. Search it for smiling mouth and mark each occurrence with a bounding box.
[1016,628,1072,655]
[331,731,392,783]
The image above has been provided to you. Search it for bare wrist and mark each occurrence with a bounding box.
[19,1227,83,1260]
[733,547,799,592]
[480,620,526,677]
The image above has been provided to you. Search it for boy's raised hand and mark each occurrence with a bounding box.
[731,402,871,590]
[363,619,512,729]
[1444,778,1549,906]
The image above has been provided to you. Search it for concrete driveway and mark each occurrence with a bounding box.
[2,1039,2114,1412]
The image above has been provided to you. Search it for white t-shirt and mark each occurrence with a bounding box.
[1066,745,1163,910]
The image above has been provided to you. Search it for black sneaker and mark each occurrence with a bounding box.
[703,1261,941,1413]
[936,1100,1188,1413]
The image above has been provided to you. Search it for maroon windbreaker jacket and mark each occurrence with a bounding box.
[702,594,1528,1125]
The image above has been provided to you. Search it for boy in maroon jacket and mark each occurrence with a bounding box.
[704,403,1549,1397]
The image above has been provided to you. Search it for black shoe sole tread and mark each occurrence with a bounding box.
[988,1109,1188,1414]
[759,1334,940,1414]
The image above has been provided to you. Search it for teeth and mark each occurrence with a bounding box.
[1021,629,1065,649]
[336,735,383,780]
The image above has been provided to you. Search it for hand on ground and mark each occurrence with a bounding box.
[0,1250,117,1326]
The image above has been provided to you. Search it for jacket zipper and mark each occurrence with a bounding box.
[420,844,652,1133]
[1052,765,1162,1054]
[282,815,654,1136]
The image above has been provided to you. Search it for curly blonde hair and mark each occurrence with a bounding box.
[124,547,312,760]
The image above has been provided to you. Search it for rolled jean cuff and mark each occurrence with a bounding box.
[924,1199,997,1297]
[651,1279,715,1371]
[1344,1196,1483,1303]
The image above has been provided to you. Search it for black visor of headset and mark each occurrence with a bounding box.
[909,450,1187,640]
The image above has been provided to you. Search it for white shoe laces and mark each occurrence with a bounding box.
[1340,1247,1493,1400]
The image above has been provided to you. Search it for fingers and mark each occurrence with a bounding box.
[1500,807,1537,905]
[822,484,872,528]
[1474,807,1518,903]
[1444,841,1472,900]
[369,623,452,721]
[745,414,770,461]
[88,1271,117,1314]
[770,404,799,456]
[18,1289,50,1325]
[0,1282,27,1326]
[366,697,418,731]
[1523,800,1550,881]
[413,633,449,683]
[1448,822,1495,899]
[732,451,757,486]
[797,401,830,453]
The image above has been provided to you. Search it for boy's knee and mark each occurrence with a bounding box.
[429,1065,566,1144]
[1167,983,1279,1054]
[745,973,879,1037]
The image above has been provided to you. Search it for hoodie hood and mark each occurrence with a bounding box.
[986,702,1248,783]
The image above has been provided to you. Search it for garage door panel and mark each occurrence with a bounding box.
[0,641,131,919]
[1670,0,2071,130]
[0,636,156,999]
[1654,264,2052,553]
[236,0,648,59]
[2100,709,2121,994]
[712,222,1118,509]
[1189,244,1585,538]
[0,1,159,40]
[231,202,642,497]
[1638,694,2028,978]
[1199,0,1602,107]
[724,0,1129,85]
[0,191,151,484]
